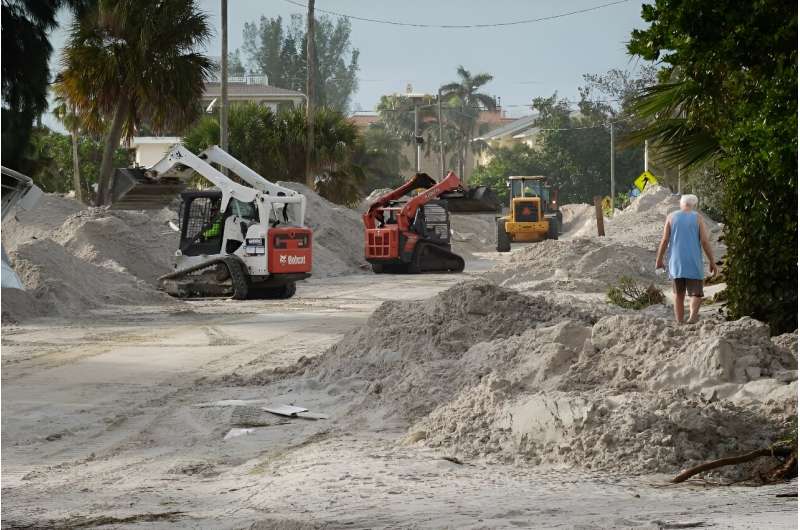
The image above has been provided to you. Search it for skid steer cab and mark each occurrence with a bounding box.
[496,176,562,252]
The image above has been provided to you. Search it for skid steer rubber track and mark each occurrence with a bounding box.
[410,241,465,273]
[247,282,296,299]
[158,256,249,300]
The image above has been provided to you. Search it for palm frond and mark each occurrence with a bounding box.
[624,79,722,168]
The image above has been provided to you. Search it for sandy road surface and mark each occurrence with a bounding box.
[2,268,796,529]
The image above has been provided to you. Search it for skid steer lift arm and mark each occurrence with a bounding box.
[146,144,257,211]
[197,145,306,222]
[363,172,461,230]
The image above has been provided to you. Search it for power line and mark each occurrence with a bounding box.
[281,0,632,29]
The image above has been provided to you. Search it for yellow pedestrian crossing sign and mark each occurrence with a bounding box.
[633,170,659,191]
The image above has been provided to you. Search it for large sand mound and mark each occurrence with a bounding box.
[309,281,603,420]
[569,186,725,258]
[2,194,177,322]
[417,314,796,473]
[52,208,177,285]
[484,238,661,294]
[308,279,795,475]
[2,193,85,253]
[10,238,170,317]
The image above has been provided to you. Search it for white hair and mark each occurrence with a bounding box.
[680,194,698,209]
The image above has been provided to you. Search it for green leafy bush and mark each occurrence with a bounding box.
[627,0,797,333]
[183,103,364,205]
[607,276,665,309]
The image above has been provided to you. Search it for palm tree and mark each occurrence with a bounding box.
[440,66,497,178]
[625,73,721,169]
[52,92,83,203]
[57,0,213,205]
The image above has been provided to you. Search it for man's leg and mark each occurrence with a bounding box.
[672,279,686,323]
[687,296,702,322]
[687,280,704,323]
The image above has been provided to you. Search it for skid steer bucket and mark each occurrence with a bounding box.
[109,168,186,210]
[440,185,501,213]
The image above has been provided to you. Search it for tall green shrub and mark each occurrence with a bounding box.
[628,0,797,333]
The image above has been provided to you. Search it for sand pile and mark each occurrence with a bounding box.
[484,238,662,294]
[51,208,177,285]
[449,213,497,255]
[280,182,367,276]
[559,203,595,235]
[307,279,795,475]
[2,193,85,253]
[310,281,601,420]
[569,186,725,258]
[2,194,176,322]
[412,313,796,474]
[9,239,170,318]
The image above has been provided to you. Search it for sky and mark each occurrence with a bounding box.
[46,0,651,128]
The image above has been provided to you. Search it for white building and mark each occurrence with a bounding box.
[130,136,183,167]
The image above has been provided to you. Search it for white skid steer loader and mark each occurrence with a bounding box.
[114,145,312,300]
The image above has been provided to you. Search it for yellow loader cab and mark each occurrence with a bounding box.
[496,176,562,252]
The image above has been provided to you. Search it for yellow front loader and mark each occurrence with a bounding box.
[496,176,562,252]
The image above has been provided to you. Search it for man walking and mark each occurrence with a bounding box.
[656,194,718,323]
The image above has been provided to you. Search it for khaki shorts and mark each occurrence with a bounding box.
[673,278,704,297]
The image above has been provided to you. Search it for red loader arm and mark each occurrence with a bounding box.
[362,172,463,231]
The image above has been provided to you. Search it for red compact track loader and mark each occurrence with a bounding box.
[362,172,499,273]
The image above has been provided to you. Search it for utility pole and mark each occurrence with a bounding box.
[305,0,316,188]
[438,87,445,179]
[407,92,427,173]
[70,104,83,203]
[413,100,421,172]
[610,121,615,214]
[220,0,229,161]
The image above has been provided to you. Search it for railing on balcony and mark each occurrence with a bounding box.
[209,74,270,86]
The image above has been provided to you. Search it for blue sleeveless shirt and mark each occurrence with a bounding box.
[668,210,703,280]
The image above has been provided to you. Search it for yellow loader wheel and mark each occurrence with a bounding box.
[547,219,559,240]
[496,220,511,252]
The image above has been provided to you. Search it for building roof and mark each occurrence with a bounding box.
[203,81,305,100]
[475,114,539,141]
[348,113,379,128]
[131,136,182,146]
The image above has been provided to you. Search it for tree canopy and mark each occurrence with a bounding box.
[1,0,89,171]
[57,0,213,204]
[240,14,359,112]
[183,103,364,205]
[472,68,652,204]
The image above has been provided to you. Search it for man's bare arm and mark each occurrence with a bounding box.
[656,217,671,269]
[698,218,718,274]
